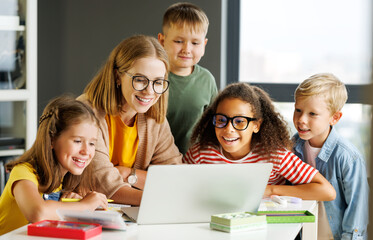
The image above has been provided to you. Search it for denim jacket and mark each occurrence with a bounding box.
[293,127,369,240]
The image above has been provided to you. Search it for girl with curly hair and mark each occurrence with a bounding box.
[183,83,335,200]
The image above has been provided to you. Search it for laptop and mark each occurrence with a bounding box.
[122,163,272,224]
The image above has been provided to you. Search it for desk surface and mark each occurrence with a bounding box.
[0,222,302,240]
[0,200,316,240]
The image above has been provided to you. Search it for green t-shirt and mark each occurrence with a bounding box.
[167,64,218,154]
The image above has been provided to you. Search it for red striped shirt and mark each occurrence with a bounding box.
[183,143,318,185]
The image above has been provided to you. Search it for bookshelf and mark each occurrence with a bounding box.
[0,0,37,193]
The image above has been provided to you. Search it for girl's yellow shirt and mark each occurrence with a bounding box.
[0,163,61,235]
[105,114,138,168]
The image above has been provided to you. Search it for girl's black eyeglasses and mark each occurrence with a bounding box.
[212,114,257,131]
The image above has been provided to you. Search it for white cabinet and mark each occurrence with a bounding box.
[0,0,37,157]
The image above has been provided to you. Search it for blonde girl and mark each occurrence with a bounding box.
[0,96,108,235]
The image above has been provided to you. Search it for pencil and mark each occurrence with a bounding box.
[61,198,114,203]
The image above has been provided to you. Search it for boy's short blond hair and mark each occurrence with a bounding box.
[294,73,348,114]
[162,2,209,35]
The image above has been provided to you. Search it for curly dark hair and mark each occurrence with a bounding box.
[190,83,293,154]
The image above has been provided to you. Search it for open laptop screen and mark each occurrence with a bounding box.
[123,163,272,224]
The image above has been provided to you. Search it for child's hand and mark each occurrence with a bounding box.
[263,185,273,198]
[80,191,108,210]
[61,191,83,200]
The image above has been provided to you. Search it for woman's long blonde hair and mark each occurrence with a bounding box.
[84,35,169,123]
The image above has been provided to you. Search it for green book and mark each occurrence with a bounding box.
[210,212,267,231]
[257,210,315,223]
[210,221,267,233]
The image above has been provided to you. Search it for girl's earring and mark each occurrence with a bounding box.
[116,83,120,88]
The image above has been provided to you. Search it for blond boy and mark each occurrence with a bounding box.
[158,2,218,154]
[292,73,368,240]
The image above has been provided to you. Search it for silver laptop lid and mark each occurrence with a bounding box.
[135,163,272,224]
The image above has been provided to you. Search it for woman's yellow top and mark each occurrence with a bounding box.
[105,114,138,168]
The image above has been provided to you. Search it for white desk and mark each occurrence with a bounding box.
[0,200,317,240]
[0,222,301,240]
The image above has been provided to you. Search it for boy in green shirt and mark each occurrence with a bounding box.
[158,2,218,154]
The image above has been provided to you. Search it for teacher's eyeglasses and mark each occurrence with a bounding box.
[124,72,169,94]
[212,114,257,131]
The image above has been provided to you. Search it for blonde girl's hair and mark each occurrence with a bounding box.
[294,73,348,114]
[84,35,169,123]
[162,2,209,35]
[191,83,293,153]
[6,95,99,194]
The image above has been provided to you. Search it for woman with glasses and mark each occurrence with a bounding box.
[77,35,182,205]
[183,83,336,201]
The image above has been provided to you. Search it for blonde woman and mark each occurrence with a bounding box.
[78,35,182,205]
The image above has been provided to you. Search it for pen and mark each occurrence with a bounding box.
[61,198,114,203]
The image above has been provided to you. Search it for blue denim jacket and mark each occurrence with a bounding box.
[293,127,369,240]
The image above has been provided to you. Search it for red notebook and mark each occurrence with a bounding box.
[28,220,102,239]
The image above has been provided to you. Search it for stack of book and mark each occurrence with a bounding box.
[210,212,267,233]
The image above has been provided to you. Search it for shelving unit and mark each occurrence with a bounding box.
[0,0,37,153]
[0,0,37,193]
